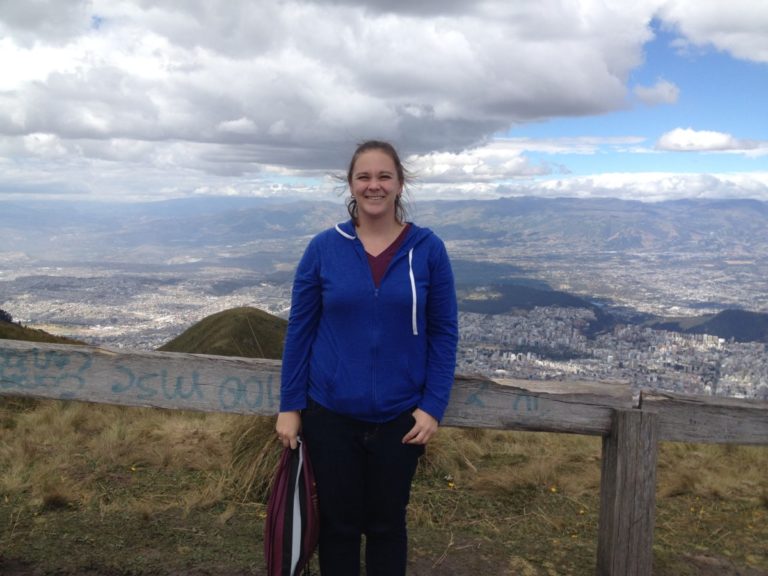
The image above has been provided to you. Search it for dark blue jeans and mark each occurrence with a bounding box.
[301,400,424,576]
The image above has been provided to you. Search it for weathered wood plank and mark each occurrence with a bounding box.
[446,375,633,435]
[596,409,658,576]
[641,390,768,445]
[0,340,283,415]
[1,340,633,435]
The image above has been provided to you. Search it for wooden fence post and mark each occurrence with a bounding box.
[596,409,658,576]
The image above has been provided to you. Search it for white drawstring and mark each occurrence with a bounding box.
[334,223,356,239]
[408,248,418,336]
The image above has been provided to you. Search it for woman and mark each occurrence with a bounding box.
[276,140,458,575]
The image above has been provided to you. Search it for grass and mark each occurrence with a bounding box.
[158,306,287,359]
[0,321,83,345]
[1,398,766,574]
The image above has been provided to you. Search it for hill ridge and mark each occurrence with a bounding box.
[157,306,287,359]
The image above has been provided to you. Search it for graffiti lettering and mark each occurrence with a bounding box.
[465,381,489,407]
[1,345,281,414]
[218,374,277,411]
[513,394,539,412]
[461,381,540,413]
[0,349,92,391]
[111,365,204,401]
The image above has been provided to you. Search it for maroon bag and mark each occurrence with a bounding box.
[264,437,319,576]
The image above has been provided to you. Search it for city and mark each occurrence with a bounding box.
[2,198,767,402]
[2,256,766,402]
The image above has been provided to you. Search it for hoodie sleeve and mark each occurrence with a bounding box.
[279,237,322,412]
[419,237,458,421]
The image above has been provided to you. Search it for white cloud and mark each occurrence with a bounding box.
[658,0,768,63]
[414,172,768,203]
[407,137,649,184]
[0,1,655,163]
[533,172,768,202]
[217,117,258,135]
[656,127,763,153]
[0,0,765,202]
[633,78,680,105]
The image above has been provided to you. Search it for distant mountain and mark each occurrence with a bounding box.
[420,197,768,255]
[158,306,287,359]
[3,196,767,263]
[0,319,84,345]
[649,309,768,343]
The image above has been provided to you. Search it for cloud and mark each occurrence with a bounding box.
[0,0,92,46]
[407,137,649,184]
[658,0,768,63]
[0,0,765,203]
[413,172,768,203]
[532,172,768,202]
[656,128,763,153]
[0,1,651,166]
[633,78,680,105]
[408,144,550,184]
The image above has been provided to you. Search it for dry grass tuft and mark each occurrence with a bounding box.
[0,399,238,511]
[420,427,602,498]
[657,442,768,503]
[226,415,282,503]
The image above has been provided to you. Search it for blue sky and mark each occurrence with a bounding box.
[511,23,767,178]
[0,1,766,203]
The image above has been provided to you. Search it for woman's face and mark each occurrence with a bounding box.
[350,149,403,223]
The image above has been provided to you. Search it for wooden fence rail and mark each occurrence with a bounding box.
[2,339,767,575]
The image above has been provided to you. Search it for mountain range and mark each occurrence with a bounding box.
[3,196,768,262]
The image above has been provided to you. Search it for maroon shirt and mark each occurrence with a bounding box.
[366,224,411,287]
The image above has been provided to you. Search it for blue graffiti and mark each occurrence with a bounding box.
[0,349,92,391]
[465,381,489,407]
[111,364,204,401]
[1,346,282,412]
[218,374,277,411]
[463,380,540,412]
[513,394,539,412]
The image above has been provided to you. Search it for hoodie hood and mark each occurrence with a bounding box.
[334,219,434,249]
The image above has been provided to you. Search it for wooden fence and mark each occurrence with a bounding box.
[1,338,767,575]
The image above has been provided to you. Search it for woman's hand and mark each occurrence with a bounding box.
[276,410,302,449]
[402,408,439,445]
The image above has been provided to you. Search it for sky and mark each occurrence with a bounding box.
[1,0,767,204]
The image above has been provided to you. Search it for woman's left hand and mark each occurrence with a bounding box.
[402,408,439,445]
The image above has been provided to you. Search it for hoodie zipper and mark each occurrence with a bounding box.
[339,222,421,414]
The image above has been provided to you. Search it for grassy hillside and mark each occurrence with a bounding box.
[158,306,287,359]
[0,319,84,345]
[1,307,767,575]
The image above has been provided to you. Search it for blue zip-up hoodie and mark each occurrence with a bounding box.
[280,220,458,423]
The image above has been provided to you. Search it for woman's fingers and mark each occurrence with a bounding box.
[276,410,302,449]
[403,408,438,445]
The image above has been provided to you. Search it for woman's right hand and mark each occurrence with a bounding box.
[275,410,302,449]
